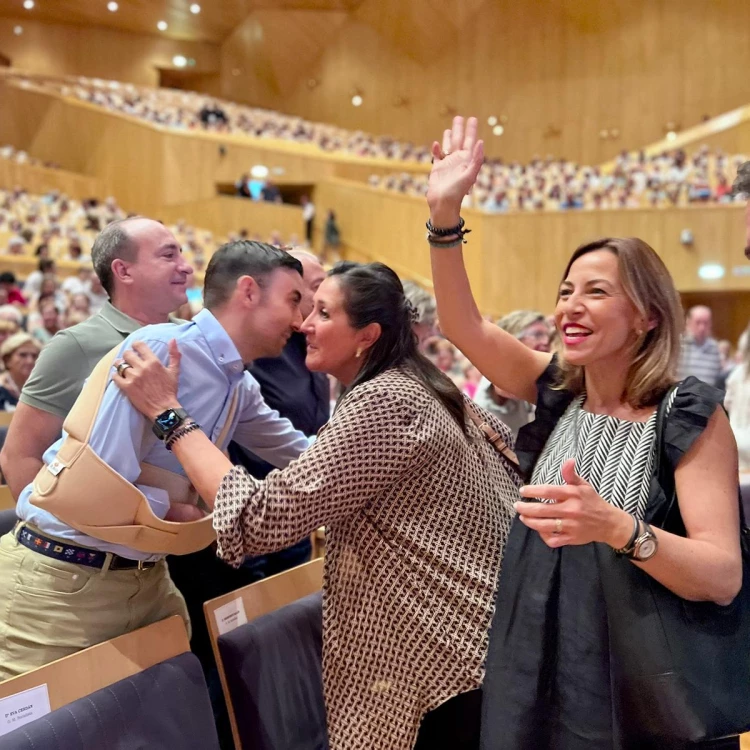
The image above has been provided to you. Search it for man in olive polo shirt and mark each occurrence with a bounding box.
[0,217,194,496]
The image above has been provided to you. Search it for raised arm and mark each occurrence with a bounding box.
[427,116,551,403]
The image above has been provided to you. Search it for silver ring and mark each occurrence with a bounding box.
[116,362,132,377]
[553,518,563,535]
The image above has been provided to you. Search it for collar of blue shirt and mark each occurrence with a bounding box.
[191,308,245,377]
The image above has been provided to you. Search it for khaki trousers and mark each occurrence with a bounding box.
[0,527,190,682]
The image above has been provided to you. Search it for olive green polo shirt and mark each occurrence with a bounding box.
[21,302,144,420]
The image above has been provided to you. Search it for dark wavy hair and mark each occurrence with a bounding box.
[329,261,466,433]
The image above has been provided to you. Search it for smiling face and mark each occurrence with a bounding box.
[302,276,378,385]
[120,219,194,314]
[555,249,645,369]
[249,267,305,359]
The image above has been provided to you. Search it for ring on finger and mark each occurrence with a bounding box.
[116,362,132,377]
[553,518,563,535]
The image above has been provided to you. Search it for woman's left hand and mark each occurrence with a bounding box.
[113,339,182,421]
[516,459,633,549]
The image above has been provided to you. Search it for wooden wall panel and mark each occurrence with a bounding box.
[242,0,750,164]
[0,19,219,87]
[156,197,305,244]
[0,159,101,201]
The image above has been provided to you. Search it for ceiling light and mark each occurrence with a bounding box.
[492,125,504,136]
[190,3,201,13]
[107,1,118,10]
[250,165,269,179]
[488,116,498,126]
[172,55,187,68]
[351,94,363,107]
[23,0,34,9]
[157,20,168,31]
[13,25,23,35]
[666,131,677,142]
[698,263,725,281]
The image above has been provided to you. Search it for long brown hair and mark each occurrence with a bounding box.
[555,237,683,408]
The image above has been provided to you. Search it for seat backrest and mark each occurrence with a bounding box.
[0,487,14,512]
[218,592,326,750]
[0,615,190,710]
[0,651,219,750]
[0,506,17,534]
[203,558,324,749]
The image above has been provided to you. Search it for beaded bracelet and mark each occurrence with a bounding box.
[166,421,201,452]
[425,217,471,245]
[426,217,465,236]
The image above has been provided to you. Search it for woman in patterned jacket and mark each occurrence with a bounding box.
[114,260,521,750]
[426,116,742,749]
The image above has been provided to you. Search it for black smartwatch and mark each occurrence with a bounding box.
[152,407,190,441]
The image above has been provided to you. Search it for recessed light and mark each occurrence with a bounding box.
[492,125,504,136]
[13,25,23,35]
[351,94,363,107]
[107,1,118,10]
[157,20,168,31]
[666,131,677,142]
[190,3,201,13]
[172,55,187,68]
[698,263,725,280]
[23,0,34,9]
[488,116,497,126]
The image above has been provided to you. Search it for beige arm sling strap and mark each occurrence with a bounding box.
[30,344,240,555]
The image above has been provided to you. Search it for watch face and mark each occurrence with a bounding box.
[155,410,181,432]
[638,538,658,560]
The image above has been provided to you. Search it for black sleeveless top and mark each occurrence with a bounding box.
[480,361,725,750]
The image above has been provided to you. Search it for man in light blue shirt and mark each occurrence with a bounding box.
[0,241,313,680]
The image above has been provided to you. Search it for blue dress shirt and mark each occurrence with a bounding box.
[16,309,313,561]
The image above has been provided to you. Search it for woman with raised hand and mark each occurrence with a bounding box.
[114,260,521,750]
[426,116,745,749]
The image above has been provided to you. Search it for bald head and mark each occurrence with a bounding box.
[686,305,712,345]
[288,248,325,318]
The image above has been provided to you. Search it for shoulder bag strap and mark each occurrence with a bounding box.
[465,401,526,481]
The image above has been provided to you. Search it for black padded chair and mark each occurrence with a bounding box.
[0,651,220,750]
[0,507,17,537]
[218,591,328,750]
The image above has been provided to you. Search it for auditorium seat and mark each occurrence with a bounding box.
[203,558,325,749]
[0,616,216,749]
[219,592,326,750]
[0,651,219,750]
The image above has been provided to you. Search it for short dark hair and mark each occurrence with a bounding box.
[330,261,467,434]
[38,258,55,273]
[733,161,750,198]
[203,240,303,310]
[91,218,138,297]
[0,272,16,285]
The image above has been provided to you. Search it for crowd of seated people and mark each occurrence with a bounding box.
[369,145,749,212]
[0,185,306,332]
[0,144,61,170]
[6,72,432,163]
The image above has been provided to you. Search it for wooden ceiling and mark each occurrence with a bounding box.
[0,0,365,44]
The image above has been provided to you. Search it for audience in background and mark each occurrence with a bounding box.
[0,333,40,411]
[370,145,749,213]
[474,310,550,437]
[678,305,723,387]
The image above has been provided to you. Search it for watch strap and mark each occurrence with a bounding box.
[614,514,640,555]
